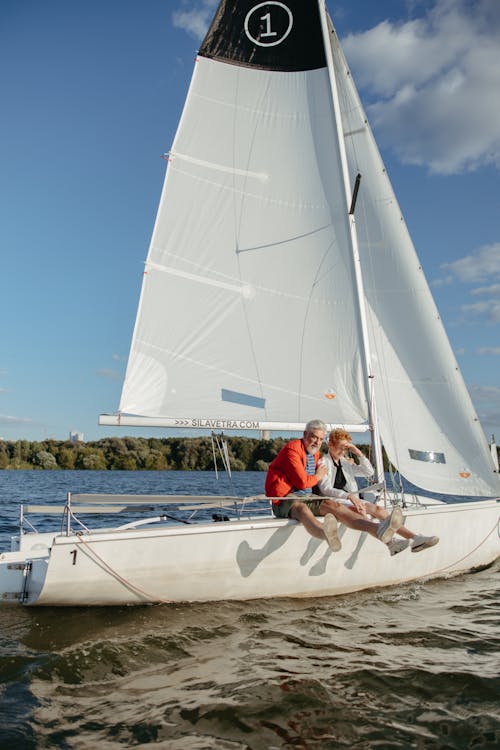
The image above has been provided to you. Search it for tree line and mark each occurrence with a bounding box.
[0,436,285,471]
[0,436,375,472]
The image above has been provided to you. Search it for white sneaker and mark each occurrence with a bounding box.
[411,535,439,552]
[323,514,341,552]
[387,538,410,556]
[376,506,403,544]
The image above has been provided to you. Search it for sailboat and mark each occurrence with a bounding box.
[1,0,498,606]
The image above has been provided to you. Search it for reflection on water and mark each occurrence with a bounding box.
[0,471,499,748]
[1,562,499,749]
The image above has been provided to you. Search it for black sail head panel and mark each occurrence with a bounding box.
[199,0,327,72]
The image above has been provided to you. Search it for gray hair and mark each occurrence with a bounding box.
[304,419,326,433]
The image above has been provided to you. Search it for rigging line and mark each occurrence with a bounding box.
[235,224,332,254]
[211,431,232,477]
[222,435,233,478]
[68,509,91,533]
[388,464,406,506]
[75,534,174,605]
[210,432,219,480]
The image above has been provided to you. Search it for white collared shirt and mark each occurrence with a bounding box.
[318,452,374,499]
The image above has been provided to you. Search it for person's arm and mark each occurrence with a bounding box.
[341,447,372,516]
[347,444,374,478]
[329,458,368,514]
[344,491,368,516]
[285,442,326,490]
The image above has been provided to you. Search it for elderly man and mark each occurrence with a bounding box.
[265,419,403,552]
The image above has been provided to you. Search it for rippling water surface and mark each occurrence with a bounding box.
[0,471,499,749]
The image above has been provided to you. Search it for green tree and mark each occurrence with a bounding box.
[143,450,168,470]
[34,450,58,469]
[111,453,138,470]
[57,447,77,469]
[228,458,246,471]
[254,459,269,472]
[13,440,31,465]
[0,443,9,469]
[80,452,107,470]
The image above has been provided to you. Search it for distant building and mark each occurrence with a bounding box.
[69,431,84,443]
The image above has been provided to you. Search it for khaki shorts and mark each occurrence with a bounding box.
[272,494,325,519]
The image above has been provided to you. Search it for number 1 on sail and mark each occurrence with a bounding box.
[260,13,277,38]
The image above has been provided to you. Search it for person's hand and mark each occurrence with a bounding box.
[316,463,328,480]
[348,494,367,515]
[347,443,362,457]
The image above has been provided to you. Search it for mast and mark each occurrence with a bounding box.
[317,0,385,482]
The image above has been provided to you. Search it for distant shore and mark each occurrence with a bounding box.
[0,436,374,471]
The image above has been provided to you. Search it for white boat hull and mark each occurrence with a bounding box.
[1,498,498,606]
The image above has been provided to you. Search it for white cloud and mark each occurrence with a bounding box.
[476,409,500,429]
[468,384,500,429]
[462,299,500,323]
[436,243,500,323]
[0,414,33,425]
[468,384,500,402]
[172,0,218,40]
[472,284,500,297]
[430,275,453,287]
[441,244,500,283]
[343,0,500,173]
[478,347,500,354]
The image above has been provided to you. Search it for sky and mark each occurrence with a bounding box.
[0,0,499,444]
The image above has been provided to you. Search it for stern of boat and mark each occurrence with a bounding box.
[0,531,54,605]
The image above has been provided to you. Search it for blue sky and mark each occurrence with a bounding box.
[0,0,499,443]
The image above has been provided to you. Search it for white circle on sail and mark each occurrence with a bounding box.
[244,2,293,48]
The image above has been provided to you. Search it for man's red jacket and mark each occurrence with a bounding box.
[265,438,320,502]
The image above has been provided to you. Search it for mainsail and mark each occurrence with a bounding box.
[119,0,368,427]
[115,0,500,497]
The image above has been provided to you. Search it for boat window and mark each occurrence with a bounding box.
[408,449,446,464]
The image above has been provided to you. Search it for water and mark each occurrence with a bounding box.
[0,471,499,749]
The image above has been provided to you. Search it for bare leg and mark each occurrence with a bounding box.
[319,498,386,540]
[290,502,328,540]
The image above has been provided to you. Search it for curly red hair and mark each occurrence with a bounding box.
[328,428,352,445]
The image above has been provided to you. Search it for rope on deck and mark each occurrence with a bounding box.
[75,533,174,605]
